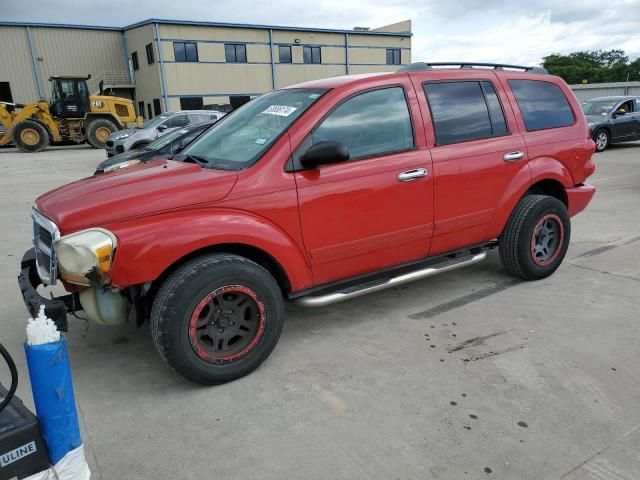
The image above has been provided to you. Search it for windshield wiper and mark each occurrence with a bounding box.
[181,154,210,165]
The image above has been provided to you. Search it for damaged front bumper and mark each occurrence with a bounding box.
[17,248,80,332]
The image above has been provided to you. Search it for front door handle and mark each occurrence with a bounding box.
[398,168,428,182]
[503,151,525,162]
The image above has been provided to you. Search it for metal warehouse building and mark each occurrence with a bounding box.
[0,18,411,117]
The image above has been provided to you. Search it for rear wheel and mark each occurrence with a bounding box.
[86,118,117,149]
[594,128,609,152]
[150,254,284,385]
[499,195,570,280]
[11,120,49,153]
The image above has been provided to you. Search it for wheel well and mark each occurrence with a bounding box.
[147,244,292,303]
[592,125,610,137]
[84,113,121,129]
[526,179,567,206]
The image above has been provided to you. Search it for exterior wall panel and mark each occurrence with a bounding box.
[124,25,162,114]
[0,26,39,102]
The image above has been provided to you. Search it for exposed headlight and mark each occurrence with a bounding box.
[55,228,117,286]
[103,159,142,172]
[114,132,132,140]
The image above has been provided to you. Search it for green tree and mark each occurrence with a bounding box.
[542,50,638,84]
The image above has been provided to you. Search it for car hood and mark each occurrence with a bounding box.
[95,148,163,172]
[36,160,238,233]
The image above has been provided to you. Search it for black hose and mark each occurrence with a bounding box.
[0,341,18,413]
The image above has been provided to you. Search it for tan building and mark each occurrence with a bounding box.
[0,19,411,117]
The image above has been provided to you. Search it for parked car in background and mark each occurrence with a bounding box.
[105,110,225,157]
[95,122,213,174]
[582,96,640,151]
[19,62,596,385]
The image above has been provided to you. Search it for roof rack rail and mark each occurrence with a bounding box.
[398,62,548,74]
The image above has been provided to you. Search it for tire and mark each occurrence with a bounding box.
[593,128,609,152]
[86,118,118,149]
[11,120,49,153]
[150,254,284,385]
[499,195,570,280]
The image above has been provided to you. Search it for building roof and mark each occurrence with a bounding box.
[0,18,412,36]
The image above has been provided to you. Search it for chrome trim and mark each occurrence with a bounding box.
[295,251,487,307]
[503,151,525,162]
[398,168,428,182]
[32,208,60,285]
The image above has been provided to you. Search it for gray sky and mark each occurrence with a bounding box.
[3,0,639,65]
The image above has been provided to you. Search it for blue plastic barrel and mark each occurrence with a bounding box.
[23,336,82,464]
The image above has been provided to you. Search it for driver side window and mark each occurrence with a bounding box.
[167,115,188,128]
[311,87,414,161]
[617,100,634,114]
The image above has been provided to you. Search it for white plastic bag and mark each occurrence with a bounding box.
[23,445,90,480]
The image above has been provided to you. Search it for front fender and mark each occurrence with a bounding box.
[105,208,313,290]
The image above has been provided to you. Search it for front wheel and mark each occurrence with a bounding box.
[499,195,570,280]
[150,254,284,385]
[86,118,118,149]
[11,120,49,153]
[594,128,609,152]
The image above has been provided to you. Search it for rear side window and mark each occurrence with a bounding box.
[424,81,508,145]
[166,115,188,128]
[312,87,414,160]
[508,80,574,131]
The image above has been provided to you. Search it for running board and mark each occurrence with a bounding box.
[294,251,487,307]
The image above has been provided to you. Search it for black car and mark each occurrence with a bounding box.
[95,121,213,174]
[582,96,640,152]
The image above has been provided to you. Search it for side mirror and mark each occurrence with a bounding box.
[157,124,167,132]
[301,141,349,168]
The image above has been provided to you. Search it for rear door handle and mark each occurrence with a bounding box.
[503,151,525,162]
[398,168,428,181]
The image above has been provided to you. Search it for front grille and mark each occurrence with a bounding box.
[106,140,114,147]
[32,208,60,285]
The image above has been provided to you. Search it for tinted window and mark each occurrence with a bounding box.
[145,43,154,64]
[279,45,292,63]
[508,80,574,131]
[312,87,414,160]
[180,96,204,110]
[166,115,188,128]
[153,99,161,116]
[138,101,145,119]
[386,49,401,65]
[303,46,321,64]
[481,81,508,136]
[225,44,247,63]
[425,81,495,145]
[131,52,139,71]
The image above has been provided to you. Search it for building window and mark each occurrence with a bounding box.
[225,43,247,63]
[145,43,155,64]
[386,48,401,65]
[0,82,13,103]
[132,51,139,71]
[173,42,198,62]
[230,95,251,110]
[303,46,321,64]
[137,101,145,119]
[180,97,204,110]
[153,99,162,116]
[278,45,292,63]
[147,103,153,119]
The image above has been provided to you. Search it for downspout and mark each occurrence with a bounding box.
[121,31,131,82]
[26,26,45,100]
[345,33,350,75]
[269,29,276,90]
[154,23,169,112]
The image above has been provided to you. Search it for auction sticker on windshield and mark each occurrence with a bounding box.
[262,105,298,117]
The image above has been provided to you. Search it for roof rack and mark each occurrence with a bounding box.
[398,62,548,74]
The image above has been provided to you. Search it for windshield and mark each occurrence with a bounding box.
[581,100,617,116]
[145,125,203,150]
[139,114,170,129]
[179,88,327,170]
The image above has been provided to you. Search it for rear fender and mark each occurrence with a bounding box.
[106,209,313,291]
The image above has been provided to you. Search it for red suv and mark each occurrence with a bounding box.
[19,62,596,384]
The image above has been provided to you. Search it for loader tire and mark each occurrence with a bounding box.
[86,118,117,149]
[12,120,49,153]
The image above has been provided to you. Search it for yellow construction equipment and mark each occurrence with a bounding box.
[0,75,140,152]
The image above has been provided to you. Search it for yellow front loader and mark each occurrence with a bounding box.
[0,75,140,153]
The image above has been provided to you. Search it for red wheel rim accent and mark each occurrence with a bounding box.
[188,285,266,363]
[530,213,564,267]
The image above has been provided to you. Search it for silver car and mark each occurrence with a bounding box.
[105,110,225,157]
